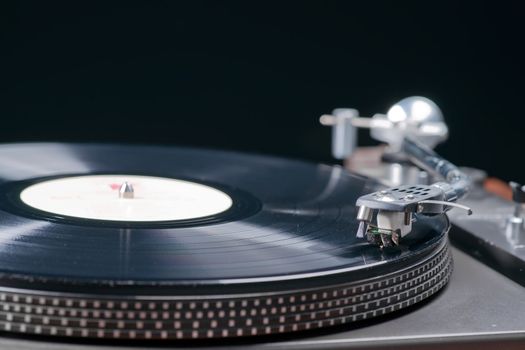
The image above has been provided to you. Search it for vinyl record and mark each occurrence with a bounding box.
[0,143,452,340]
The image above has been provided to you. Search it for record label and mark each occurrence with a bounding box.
[19,174,233,222]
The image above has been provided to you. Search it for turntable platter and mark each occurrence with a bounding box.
[0,143,452,340]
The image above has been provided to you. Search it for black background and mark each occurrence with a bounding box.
[5,1,525,181]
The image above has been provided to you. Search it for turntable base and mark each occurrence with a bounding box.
[1,247,523,350]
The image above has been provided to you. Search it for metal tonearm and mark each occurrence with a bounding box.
[354,137,472,247]
[321,97,472,247]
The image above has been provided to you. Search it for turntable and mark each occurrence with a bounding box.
[0,97,523,349]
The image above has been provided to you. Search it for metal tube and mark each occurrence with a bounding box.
[401,138,471,201]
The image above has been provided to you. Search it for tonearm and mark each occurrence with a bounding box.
[321,97,472,247]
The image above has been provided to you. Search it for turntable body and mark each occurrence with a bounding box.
[0,95,524,348]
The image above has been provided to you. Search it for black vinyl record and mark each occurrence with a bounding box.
[0,143,451,340]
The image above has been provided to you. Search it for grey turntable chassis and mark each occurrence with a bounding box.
[1,247,524,350]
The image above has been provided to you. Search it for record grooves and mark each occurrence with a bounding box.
[0,143,453,340]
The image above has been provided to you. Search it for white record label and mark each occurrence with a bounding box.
[19,175,233,222]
